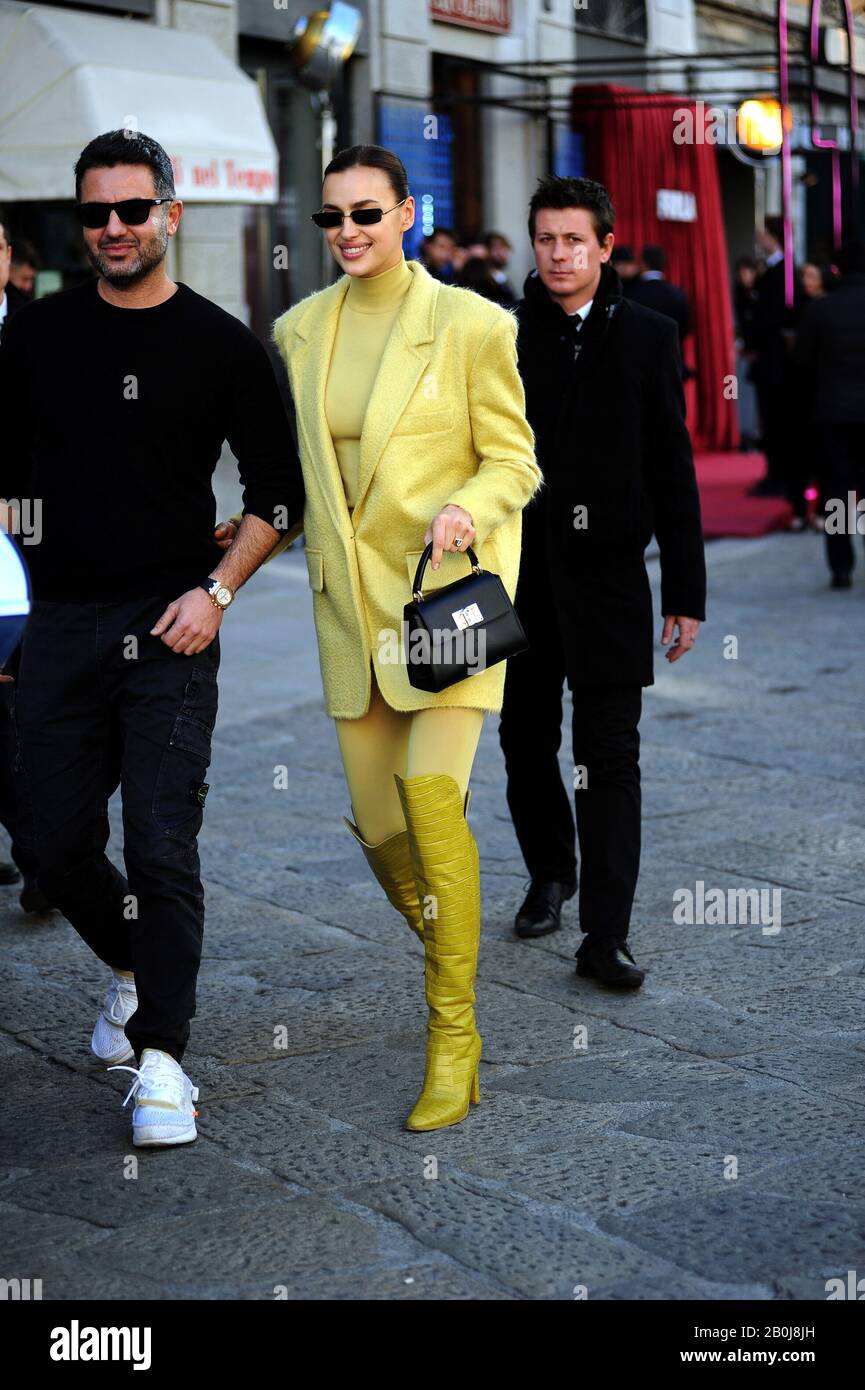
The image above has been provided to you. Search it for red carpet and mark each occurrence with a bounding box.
[695,451,793,538]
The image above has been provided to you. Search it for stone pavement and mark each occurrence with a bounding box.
[2,529,865,1301]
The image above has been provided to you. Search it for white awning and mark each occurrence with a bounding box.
[0,1,278,203]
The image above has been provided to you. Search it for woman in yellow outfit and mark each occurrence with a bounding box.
[239,145,539,1131]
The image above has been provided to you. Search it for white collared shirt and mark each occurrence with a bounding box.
[569,299,593,329]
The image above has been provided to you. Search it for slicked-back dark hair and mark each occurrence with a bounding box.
[323,144,409,202]
[74,130,176,203]
[528,175,615,243]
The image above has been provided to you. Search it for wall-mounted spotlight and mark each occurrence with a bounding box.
[291,3,363,93]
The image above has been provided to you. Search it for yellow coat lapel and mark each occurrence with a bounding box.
[282,261,442,526]
[287,278,352,536]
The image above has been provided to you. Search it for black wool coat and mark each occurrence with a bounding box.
[514,262,707,687]
[626,275,691,347]
[794,274,865,425]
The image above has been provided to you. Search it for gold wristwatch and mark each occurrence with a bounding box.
[200,577,234,610]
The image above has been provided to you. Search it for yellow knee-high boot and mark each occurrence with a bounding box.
[394,772,482,1132]
[343,815,424,941]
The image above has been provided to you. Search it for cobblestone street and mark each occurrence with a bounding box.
[3,530,865,1301]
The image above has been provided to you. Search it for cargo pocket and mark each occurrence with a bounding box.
[152,660,219,844]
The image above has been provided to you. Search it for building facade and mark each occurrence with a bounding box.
[4,1,863,332]
[0,0,370,332]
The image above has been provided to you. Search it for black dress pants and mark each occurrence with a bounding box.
[499,564,642,948]
[819,423,865,578]
[756,379,790,488]
[13,597,219,1063]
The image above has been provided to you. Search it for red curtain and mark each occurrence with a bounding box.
[571,85,739,452]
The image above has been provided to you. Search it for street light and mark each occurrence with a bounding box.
[291,4,362,93]
[737,98,785,154]
[289,5,363,282]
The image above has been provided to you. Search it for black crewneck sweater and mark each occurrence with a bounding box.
[0,276,304,602]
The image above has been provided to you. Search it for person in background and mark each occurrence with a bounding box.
[800,260,829,300]
[483,231,518,306]
[0,213,29,338]
[0,209,51,910]
[733,256,761,453]
[420,228,456,283]
[452,236,488,277]
[610,244,639,292]
[785,259,832,530]
[457,250,513,306]
[748,216,804,500]
[734,256,759,335]
[9,239,39,299]
[627,245,691,358]
[795,240,865,587]
[500,175,705,988]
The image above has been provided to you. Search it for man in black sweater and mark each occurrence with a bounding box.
[0,131,304,1147]
[795,239,865,587]
[499,176,706,988]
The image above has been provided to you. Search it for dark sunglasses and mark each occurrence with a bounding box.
[310,199,407,229]
[74,198,174,229]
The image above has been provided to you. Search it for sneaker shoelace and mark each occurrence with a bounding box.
[108,1054,194,1111]
[104,982,135,1026]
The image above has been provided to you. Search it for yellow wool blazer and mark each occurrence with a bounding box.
[271,258,541,719]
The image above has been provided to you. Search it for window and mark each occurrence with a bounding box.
[574,0,647,43]
[377,100,456,260]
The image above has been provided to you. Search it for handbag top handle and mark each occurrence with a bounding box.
[411,541,483,603]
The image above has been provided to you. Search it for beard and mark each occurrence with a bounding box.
[86,219,169,286]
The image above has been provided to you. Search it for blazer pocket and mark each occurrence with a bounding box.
[392,406,454,437]
[305,548,324,592]
[405,549,459,595]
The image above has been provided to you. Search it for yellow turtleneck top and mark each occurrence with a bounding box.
[324,255,414,511]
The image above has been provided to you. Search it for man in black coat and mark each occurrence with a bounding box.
[794,239,865,586]
[627,244,691,353]
[747,217,804,501]
[499,175,706,989]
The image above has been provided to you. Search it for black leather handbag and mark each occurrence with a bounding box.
[403,542,528,693]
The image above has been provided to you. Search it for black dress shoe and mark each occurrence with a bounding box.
[831,573,852,589]
[515,878,577,939]
[576,939,645,990]
[0,860,21,885]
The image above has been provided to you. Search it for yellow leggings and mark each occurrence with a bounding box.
[335,668,485,844]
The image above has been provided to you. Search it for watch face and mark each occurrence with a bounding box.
[215,586,232,607]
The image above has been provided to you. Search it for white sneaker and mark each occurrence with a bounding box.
[91,971,137,1065]
[109,1048,200,1147]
